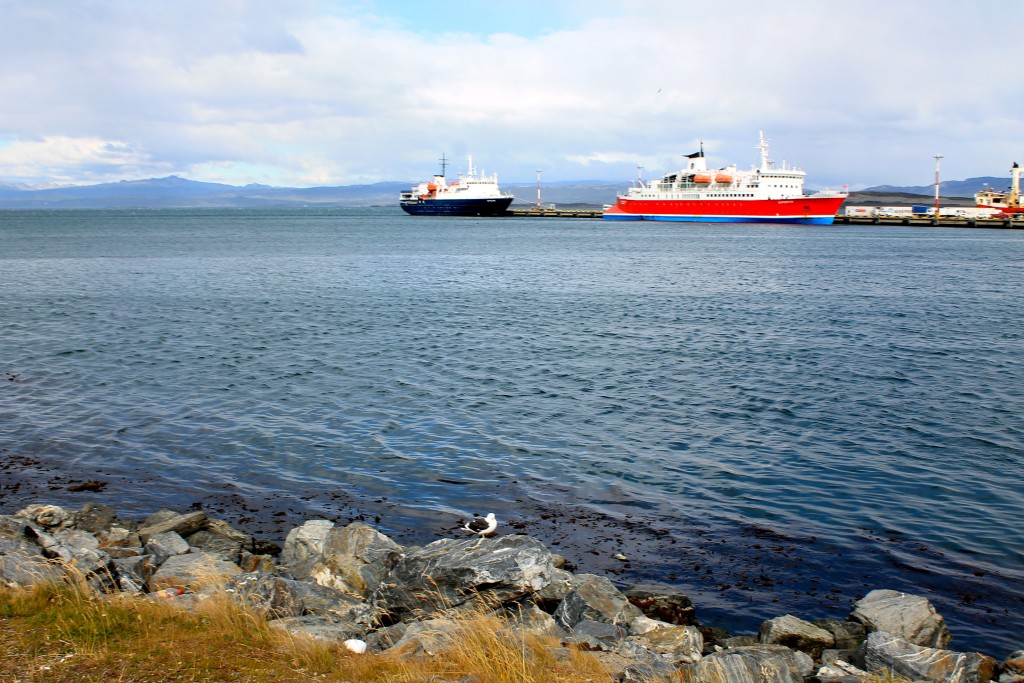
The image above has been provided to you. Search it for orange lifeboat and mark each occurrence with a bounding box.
[427,182,438,191]
[693,173,712,184]
[715,173,733,184]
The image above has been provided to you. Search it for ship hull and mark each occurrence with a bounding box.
[400,196,513,216]
[603,196,847,225]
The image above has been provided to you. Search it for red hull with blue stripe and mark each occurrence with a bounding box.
[604,195,847,225]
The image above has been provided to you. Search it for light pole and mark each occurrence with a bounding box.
[536,169,542,208]
[933,154,943,215]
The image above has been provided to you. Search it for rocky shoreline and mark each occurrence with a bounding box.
[2,501,1021,683]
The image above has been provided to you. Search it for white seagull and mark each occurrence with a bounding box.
[464,512,498,537]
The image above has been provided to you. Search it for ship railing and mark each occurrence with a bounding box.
[654,180,741,191]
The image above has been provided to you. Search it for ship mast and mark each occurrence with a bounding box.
[757,131,771,171]
[1011,162,1021,208]
[439,153,448,178]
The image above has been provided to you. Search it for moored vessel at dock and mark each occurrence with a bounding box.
[400,155,514,216]
[603,132,848,224]
[975,162,1024,216]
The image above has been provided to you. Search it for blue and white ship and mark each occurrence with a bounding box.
[400,155,514,216]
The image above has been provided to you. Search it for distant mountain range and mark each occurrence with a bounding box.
[863,176,1012,198]
[0,174,1012,209]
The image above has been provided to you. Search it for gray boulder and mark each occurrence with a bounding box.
[851,589,951,648]
[816,658,871,683]
[226,571,375,624]
[759,614,835,659]
[74,503,118,533]
[142,509,182,527]
[387,617,463,658]
[1001,651,1024,683]
[29,527,111,577]
[111,555,155,593]
[533,566,574,609]
[0,550,63,587]
[858,631,997,683]
[633,623,703,665]
[0,515,43,554]
[238,550,275,573]
[695,645,815,683]
[186,518,259,564]
[502,601,563,638]
[366,622,407,652]
[553,573,643,630]
[97,526,140,550]
[16,504,72,530]
[144,531,190,566]
[137,511,209,542]
[564,619,627,651]
[619,659,680,683]
[186,530,244,563]
[281,519,334,566]
[375,535,555,621]
[226,572,307,619]
[628,615,673,636]
[623,584,697,625]
[268,615,364,644]
[288,579,376,624]
[814,618,868,650]
[149,551,241,590]
[313,521,402,596]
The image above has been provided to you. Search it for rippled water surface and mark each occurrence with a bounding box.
[2,208,1022,653]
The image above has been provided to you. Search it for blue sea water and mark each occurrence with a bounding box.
[1,208,1022,654]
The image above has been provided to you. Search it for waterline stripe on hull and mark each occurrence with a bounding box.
[603,213,838,225]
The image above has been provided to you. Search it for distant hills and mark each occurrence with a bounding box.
[0,176,413,209]
[0,175,632,209]
[862,176,1011,198]
[0,173,1011,209]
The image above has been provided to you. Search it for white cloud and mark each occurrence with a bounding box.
[0,136,170,183]
[0,0,1021,187]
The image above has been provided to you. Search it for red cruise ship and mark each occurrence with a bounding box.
[603,132,848,224]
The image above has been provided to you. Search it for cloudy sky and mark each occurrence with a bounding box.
[1,0,1021,190]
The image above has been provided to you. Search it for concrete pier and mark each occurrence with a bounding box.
[833,214,1024,229]
[507,208,603,218]
[504,208,1024,228]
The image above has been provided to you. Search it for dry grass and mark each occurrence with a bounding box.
[0,577,612,683]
